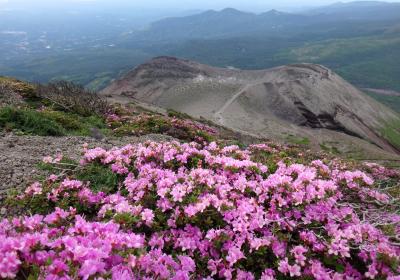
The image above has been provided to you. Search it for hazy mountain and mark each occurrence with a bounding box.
[1,1,400,102]
[129,1,400,43]
[306,1,400,20]
[131,8,309,42]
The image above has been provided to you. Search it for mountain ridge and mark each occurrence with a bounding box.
[305,1,400,19]
[102,56,400,157]
[141,1,400,42]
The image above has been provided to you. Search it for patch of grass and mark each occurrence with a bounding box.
[37,157,79,173]
[167,109,193,120]
[0,106,108,136]
[195,130,215,143]
[286,135,310,146]
[0,106,66,136]
[113,115,171,137]
[364,91,400,114]
[381,120,400,150]
[41,110,108,136]
[320,142,341,155]
[75,163,120,193]
[41,110,83,131]
[279,35,400,91]
[250,150,278,174]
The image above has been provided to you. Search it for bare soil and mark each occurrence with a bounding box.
[0,133,174,197]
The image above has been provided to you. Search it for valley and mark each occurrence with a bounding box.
[1,1,400,115]
[0,1,400,279]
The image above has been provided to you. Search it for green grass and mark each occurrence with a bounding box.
[285,36,400,63]
[41,110,108,136]
[280,35,400,91]
[167,109,193,120]
[319,142,341,155]
[0,107,66,136]
[381,120,400,150]
[76,163,120,194]
[364,91,400,114]
[286,135,310,146]
[0,106,108,136]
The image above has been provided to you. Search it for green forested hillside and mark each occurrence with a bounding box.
[279,35,400,91]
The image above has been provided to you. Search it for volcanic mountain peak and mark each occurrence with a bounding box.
[102,57,400,157]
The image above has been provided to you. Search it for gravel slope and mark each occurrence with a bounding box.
[0,133,175,196]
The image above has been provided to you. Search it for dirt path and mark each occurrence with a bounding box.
[214,85,250,126]
[362,88,400,96]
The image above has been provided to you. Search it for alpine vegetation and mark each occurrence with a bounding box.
[1,141,399,279]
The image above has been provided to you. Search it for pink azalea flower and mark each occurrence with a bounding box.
[141,209,155,226]
[79,259,106,280]
[226,247,244,266]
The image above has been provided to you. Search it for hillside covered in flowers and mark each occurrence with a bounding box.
[1,138,399,279]
[0,77,399,279]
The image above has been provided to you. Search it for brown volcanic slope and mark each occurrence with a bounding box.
[102,56,400,159]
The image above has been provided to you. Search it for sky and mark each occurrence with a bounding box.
[1,0,400,12]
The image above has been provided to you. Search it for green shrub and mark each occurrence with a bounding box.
[76,163,120,193]
[167,109,192,120]
[0,106,108,136]
[195,130,215,143]
[41,110,108,136]
[0,107,66,136]
[41,110,83,131]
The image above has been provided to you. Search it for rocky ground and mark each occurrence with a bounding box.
[102,57,400,157]
[0,133,175,198]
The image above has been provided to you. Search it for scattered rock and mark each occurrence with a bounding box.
[0,133,177,195]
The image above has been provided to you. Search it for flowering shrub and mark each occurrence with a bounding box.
[106,112,217,143]
[2,141,400,279]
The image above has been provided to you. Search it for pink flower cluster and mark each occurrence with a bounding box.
[42,153,63,164]
[170,117,218,135]
[107,112,217,136]
[364,162,400,179]
[1,141,399,279]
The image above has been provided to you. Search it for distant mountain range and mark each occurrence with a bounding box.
[131,8,308,42]
[127,1,400,43]
[135,2,400,40]
[1,1,400,101]
[306,1,400,20]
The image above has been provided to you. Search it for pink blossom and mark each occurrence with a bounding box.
[0,140,398,279]
[141,209,155,226]
[79,259,106,280]
[0,251,21,278]
[226,247,244,266]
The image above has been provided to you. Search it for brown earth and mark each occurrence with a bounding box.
[0,133,175,198]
